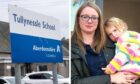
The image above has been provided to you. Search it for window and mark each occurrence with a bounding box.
[0,79,6,83]
[29,73,51,79]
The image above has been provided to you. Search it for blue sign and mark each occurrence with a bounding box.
[9,5,63,63]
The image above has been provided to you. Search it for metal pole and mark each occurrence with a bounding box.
[15,64,21,84]
[52,63,58,84]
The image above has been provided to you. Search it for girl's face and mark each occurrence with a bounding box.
[79,6,99,34]
[105,25,123,42]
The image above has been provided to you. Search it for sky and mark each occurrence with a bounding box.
[0,0,69,39]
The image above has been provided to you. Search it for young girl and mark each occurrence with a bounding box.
[104,17,140,75]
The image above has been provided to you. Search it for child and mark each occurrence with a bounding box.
[103,17,140,75]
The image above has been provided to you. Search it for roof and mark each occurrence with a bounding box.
[26,71,53,76]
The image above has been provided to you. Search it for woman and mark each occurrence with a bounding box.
[71,2,136,84]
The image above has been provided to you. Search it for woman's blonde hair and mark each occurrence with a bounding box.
[72,1,106,53]
[104,17,128,32]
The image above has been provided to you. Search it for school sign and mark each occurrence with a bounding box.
[9,5,63,63]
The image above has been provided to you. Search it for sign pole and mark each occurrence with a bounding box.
[15,64,21,84]
[52,63,58,84]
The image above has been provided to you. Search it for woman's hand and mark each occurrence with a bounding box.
[123,72,140,82]
[110,72,136,84]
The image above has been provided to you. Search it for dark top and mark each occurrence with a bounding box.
[71,39,115,84]
[71,38,140,84]
[85,44,107,76]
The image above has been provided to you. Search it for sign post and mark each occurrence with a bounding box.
[15,64,21,84]
[52,63,58,84]
[9,5,63,84]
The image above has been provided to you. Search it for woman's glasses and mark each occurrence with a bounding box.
[80,15,99,22]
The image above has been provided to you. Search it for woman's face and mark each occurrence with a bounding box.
[79,6,99,34]
[105,25,123,42]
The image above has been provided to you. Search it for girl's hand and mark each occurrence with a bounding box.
[123,71,140,82]
[110,72,135,84]
[102,68,111,74]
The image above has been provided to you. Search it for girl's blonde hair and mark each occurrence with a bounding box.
[104,17,128,32]
[72,1,106,53]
